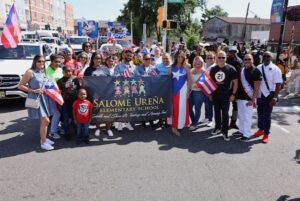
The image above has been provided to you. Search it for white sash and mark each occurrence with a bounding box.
[241,68,254,99]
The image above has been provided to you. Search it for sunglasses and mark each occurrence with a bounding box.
[144,58,151,61]
[206,57,214,60]
[218,57,226,59]
[94,57,101,60]
[85,45,91,48]
[244,58,252,61]
[37,60,45,63]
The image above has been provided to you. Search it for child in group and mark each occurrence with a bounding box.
[57,65,81,140]
[72,89,93,144]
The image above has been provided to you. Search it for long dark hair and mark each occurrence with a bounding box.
[31,54,45,70]
[89,52,102,67]
[172,50,186,68]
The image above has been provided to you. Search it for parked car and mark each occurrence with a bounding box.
[40,37,61,53]
[99,43,123,55]
[67,36,89,53]
[0,42,52,99]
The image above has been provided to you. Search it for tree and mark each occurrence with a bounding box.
[201,5,228,22]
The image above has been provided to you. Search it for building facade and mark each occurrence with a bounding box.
[0,0,74,33]
[203,16,270,43]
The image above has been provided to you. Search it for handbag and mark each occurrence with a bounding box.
[25,95,41,109]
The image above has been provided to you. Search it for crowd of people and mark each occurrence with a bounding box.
[18,39,287,151]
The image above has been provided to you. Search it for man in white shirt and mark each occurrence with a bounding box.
[154,47,162,65]
[252,51,282,144]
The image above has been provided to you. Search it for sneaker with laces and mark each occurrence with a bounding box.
[49,133,61,139]
[189,125,197,131]
[95,129,101,137]
[223,133,230,141]
[232,131,243,136]
[126,123,134,131]
[199,118,209,125]
[46,138,54,145]
[207,121,213,127]
[41,142,54,151]
[116,122,123,131]
[253,129,264,138]
[262,134,269,144]
[107,129,114,137]
[211,128,222,135]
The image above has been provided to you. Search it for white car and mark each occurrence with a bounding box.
[67,36,89,53]
[0,42,52,99]
[40,37,61,53]
[99,43,123,54]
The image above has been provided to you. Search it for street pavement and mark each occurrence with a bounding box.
[0,97,300,201]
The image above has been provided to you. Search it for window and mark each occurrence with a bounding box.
[25,10,30,21]
[42,14,45,22]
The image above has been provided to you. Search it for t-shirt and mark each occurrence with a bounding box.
[84,66,98,76]
[237,66,262,100]
[73,99,93,124]
[46,66,63,81]
[57,76,80,102]
[227,56,243,74]
[210,64,238,95]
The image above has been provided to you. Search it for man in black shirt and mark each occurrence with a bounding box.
[227,46,243,130]
[236,54,262,141]
[209,51,238,141]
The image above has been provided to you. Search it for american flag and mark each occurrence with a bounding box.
[44,78,64,106]
[0,4,21,48]
[196,71,218,96]
[123,65,132,78]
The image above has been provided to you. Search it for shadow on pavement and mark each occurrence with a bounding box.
[0,99,25,113]
[276,195,300,201]
[294,149,300,165]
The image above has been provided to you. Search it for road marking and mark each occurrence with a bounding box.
[253,106,300,114]
[271,123,290,134]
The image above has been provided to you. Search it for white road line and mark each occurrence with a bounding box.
[253,106,300,114]
[271,123,290,134]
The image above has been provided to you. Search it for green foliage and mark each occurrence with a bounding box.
[201,5,228,22]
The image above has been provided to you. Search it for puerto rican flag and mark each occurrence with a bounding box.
[44,79,64,106]
[196,71,218,96]
[0,4,21,48]
[171,68,189,129]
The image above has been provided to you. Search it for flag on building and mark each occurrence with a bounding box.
[0,4,21,48]
[44,78,64,106]
[171,69,189,129]
[196,71,218,96]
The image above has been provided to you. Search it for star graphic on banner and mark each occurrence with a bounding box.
[172,70,184,81]
[114,80,121,86]
[123,80,129,86]
[131,79,137,85]
[138,79,145,85]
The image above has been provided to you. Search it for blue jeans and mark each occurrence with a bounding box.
[49,99,61,134]
[205,97,213,121]
[189,91,206,126]
[62,100,74,134]
[76,123,89,141]
[257,94,273,135]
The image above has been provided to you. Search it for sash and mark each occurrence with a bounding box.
[240,68,254,99]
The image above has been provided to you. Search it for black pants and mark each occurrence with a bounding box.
[230,101,238,124]
[213,94,230,134]
[257,94,273,135]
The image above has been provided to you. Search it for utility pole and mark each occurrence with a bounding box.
[242,2,250,41]
[162,0,168,51]
[276,0,289,63]
[130,11,133,44]
[142,0,147,42]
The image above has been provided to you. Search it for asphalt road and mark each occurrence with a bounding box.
[0,98,300,201]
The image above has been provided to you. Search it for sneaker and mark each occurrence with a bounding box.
[232,131,243,136]
[252,130,264,138]
[107,129,114,137]
[49,133,61,139]
[199,118,209,125]
[84,139,90,144]
[211,128,222,135]
[240,136,250,142]
[95,129,101,137]
[262,134,269,144]
[223,133,230,141]
[189,125,197,131]
[126,123,134,131]
[207,121,213,127]
[41,142,54,151]
[229,123,239,130]
[46,138,55,145]
[116,123,123,132]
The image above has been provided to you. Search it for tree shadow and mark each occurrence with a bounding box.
[276,195,300,201]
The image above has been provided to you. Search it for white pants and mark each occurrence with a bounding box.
[237,99,253,138]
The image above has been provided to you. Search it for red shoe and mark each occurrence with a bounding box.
[253,130,264,138]
[262,134,269,144]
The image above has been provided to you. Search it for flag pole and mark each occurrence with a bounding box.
[276,0,289,63]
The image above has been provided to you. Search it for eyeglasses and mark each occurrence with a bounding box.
[85,45,91,48]
[218,57,226,59]
[37,60,45,63]
[144,58,150,61]
[206,57,214,60]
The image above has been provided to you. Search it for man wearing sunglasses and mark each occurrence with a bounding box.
[209,51,238,141]
[253,51,282,144]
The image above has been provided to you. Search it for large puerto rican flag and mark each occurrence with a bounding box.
[171,68,189,129]
[196,71,218,96]
[1,4,21,48]
[44,79,64,106]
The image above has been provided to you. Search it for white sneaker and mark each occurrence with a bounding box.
[95,129,101,137]
[115,122,123,131]
[189,125,197,131]
[107,129,114,137]
[41,142,54,151]
[207,121,213,127]
[49,133,61,139]
[46,138,55,145]
[126,123,134,131]
[199,118,209,125]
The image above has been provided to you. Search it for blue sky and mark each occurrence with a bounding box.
[66,0,300,21]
